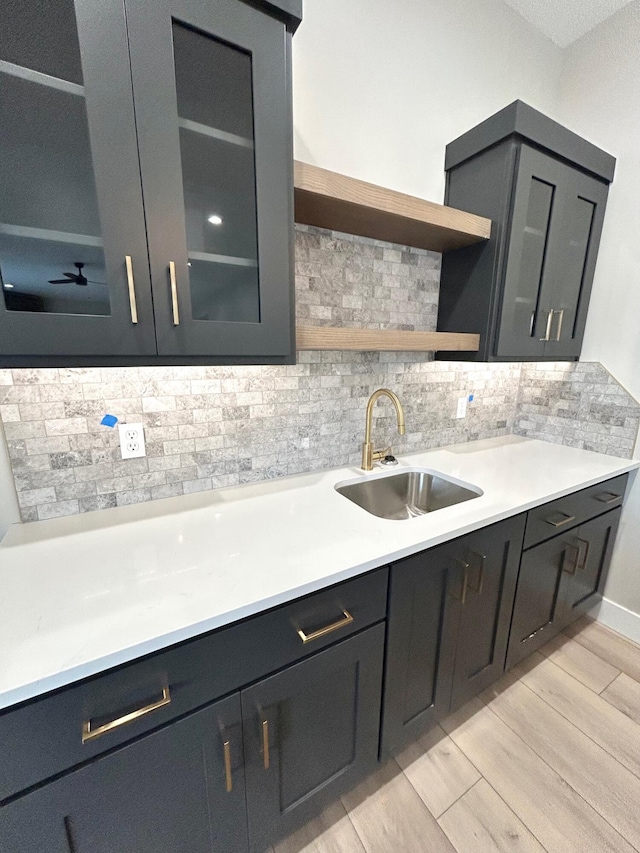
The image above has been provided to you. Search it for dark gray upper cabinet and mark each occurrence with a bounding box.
[0,0,157,359]
[0,0,300,366]
[437,100,615,362]
[126,0,295,359]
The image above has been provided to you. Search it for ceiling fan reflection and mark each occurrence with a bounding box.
[48,262,106,287]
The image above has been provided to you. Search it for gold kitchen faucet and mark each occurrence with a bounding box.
[361,389,405,471]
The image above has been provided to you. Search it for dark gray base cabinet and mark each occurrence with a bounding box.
[381,515,525,756]
[507,507,621,668]
[0,625,384,853]
[243,623,384,852]
[437,100,614,362]
[0,694,248,853]
[0,475,628,850]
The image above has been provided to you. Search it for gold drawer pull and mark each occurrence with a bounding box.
[223,740,233,792]
[467,551,486,595]
[596,492,621,504]
[82,686,171,744]
[449,558,470,606]
[297,610,354,644]
[575,537,591,571]
[562,543,581,575]
[546,512,576,528]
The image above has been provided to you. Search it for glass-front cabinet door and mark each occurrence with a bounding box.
[496,144,608,361]
[495,145,566,359]
[540,165,608,360]
[126,0,294,358]
[0,0,156,359]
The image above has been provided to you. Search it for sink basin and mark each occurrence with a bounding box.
[335,468,482,520]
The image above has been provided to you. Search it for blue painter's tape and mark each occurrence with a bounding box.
[468,394,474,403]
[100,414,118,428]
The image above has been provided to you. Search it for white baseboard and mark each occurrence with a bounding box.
[589,597,640,645]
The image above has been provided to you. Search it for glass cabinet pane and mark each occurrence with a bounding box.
[517,177,554,336]
[563,196,596,338]
[172,20,260,324]
[0,0,109,317]
[0,0,83,84]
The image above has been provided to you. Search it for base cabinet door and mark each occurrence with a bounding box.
[506,533,569,669]
[449,516,525,710]
[381,539,461,757]
[242,623,384,852]
[0,694,249,853]
[559,508,621,627]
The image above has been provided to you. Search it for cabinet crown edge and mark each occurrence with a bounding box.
[444,99,616,184]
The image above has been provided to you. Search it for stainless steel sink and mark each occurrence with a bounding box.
[335,468,482,520]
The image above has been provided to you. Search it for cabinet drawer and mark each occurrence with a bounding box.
[0,567,388,802]
[523,474,628,550]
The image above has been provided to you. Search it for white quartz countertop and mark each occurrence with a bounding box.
[1,435,637,712]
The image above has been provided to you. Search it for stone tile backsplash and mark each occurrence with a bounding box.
[295,224,440,330]
[514,362,640,457]
[0,226,638,523]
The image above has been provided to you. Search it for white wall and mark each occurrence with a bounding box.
[558,1,640,616]
[292,0,563,203]
[0,417,19,540]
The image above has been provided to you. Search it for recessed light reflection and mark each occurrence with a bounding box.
[3,283,14,289]
[207,214,223,226]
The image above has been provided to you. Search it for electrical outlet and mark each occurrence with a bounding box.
[118,422,146,459]
[456,396,468,419]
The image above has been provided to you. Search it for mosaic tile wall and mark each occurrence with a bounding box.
[0,358,521,522]
[514,362,640,457]
[295,225,440,330]
[0,226,638,523]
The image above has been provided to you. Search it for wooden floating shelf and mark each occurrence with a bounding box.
[296,326,480,352]
[294,161,491,253]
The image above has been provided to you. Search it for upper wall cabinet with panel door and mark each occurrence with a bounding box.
[0,0,301,367]
[436,100,615,362]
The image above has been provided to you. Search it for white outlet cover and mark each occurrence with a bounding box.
[456,396,468,419]
[118,422,146,459]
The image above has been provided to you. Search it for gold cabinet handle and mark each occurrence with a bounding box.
[562,543,580,575]
[539,308,554,341]
[554,308,564,341]
[169,260,180,325]
[262,719,270,770]
[596,492,621,504]
[125,255,138,324]
[546,512,576,528]
[82,686,171,744]
[575,537,591,571]
[450,558,470,605]
[467,551,486,595]
[223,739,233,793]
[297,610,354,644]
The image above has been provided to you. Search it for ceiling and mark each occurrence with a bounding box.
[501,0,635,47]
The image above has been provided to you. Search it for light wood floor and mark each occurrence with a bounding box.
[268,616,640,853]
